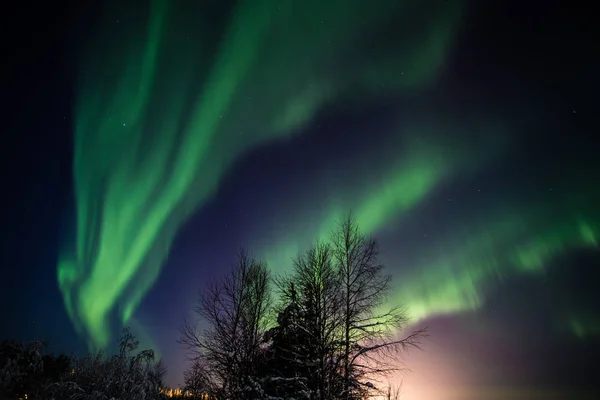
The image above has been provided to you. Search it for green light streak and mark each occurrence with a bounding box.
[263,118,505,274]
[59,0,464,349]
[569,316,600,338]
[262,125,600,336]
[396,211,600,322]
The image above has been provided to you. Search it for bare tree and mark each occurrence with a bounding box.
[274,241,343,400]
[179,250,272,400]
[1,329,164,400]
[330,214,425,399]
[59,328,164,400]
[183,359,211,398]
[385,383,402,400]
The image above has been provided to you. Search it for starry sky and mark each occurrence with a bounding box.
[1,0,599,398]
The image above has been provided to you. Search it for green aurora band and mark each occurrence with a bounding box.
[261,117,508,273]
[58,0,464,349]
[261,161,600,336]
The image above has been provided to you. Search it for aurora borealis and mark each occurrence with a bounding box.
[58,0,464,350]
[3,0,600,398]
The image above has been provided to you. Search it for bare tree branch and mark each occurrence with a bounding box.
[178,250,272,400]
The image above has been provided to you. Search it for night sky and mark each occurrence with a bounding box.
[2,0,599,398]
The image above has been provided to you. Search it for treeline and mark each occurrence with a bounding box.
[0,329,166,400]
[178,215,424,400]
[0,215,422,400]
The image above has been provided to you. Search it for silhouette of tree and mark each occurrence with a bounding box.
[331,214,425,399]
[179,216,424,400]
[179,250,272,400]
[268,241,343,400]
[183,359,211,398]
[385,384,402,400]
[42,353,71,383]
[1,331,167,400]
[59,328,166,400]
[0,339,45,398]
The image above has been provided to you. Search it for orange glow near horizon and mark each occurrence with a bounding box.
[161,387,211,399]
